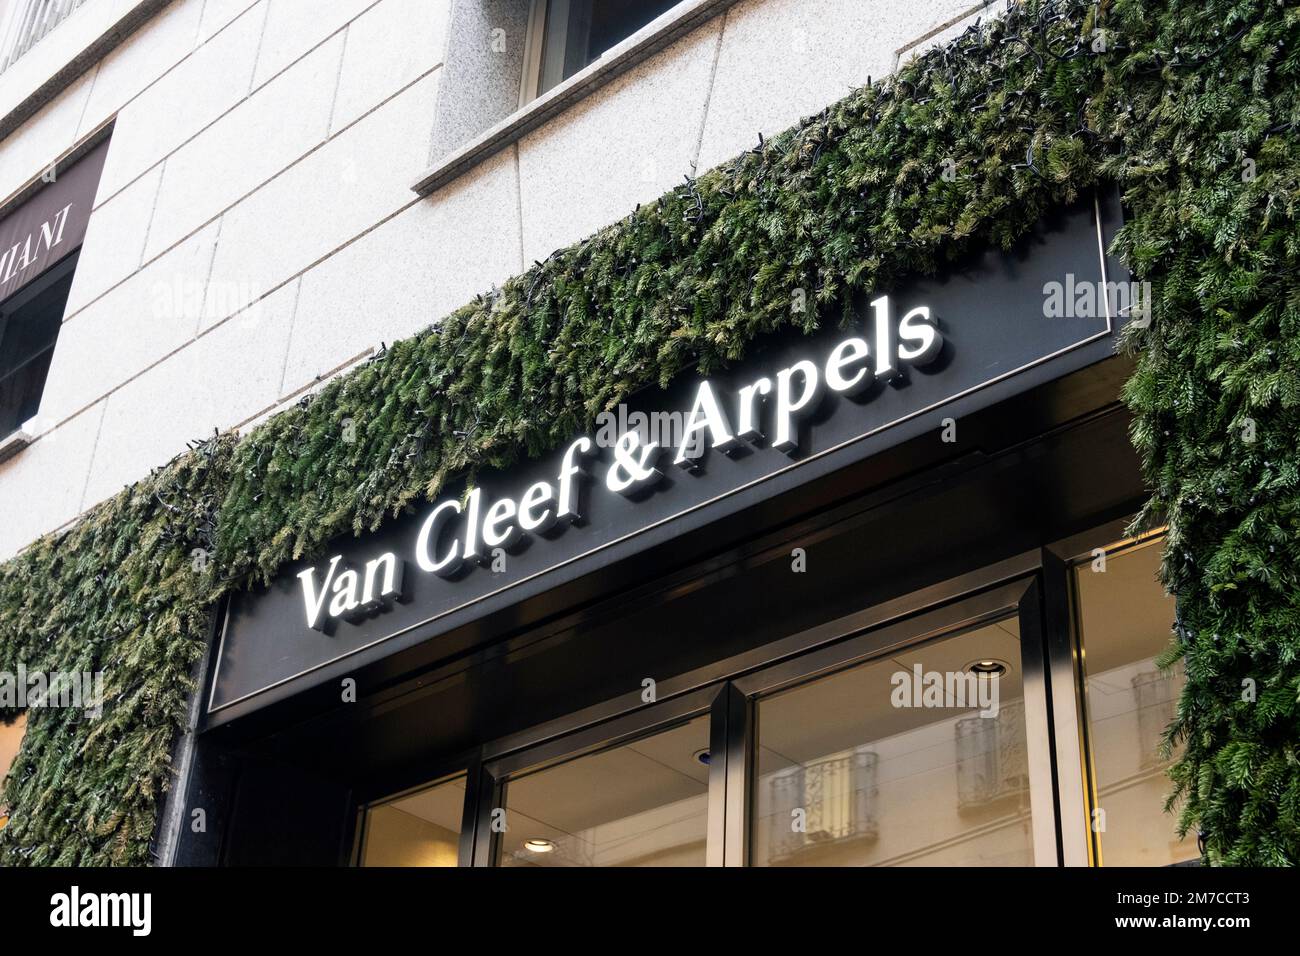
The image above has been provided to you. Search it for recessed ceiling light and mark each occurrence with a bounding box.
[693,748,711,766]
[523,838,555,853]
[966,659,1008,677]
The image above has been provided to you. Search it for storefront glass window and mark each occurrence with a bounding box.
[361,774,465,867]
[1073,536,1198,866]
[499,715,710,866]
[751,621,1035,866]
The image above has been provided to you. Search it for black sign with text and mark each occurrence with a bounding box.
[210,194,1128,715]
[0,139,108,306]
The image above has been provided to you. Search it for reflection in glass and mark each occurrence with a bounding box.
[1074,537,1196,866]
[752,621,1034,866]
[362,774,465,867]
[537,0,681,96]
[499,716,710,866]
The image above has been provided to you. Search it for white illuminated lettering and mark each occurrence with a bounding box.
[482,496,520,549]
[361,552,404,608]
[607,430,662,495]
[328,568,361,618]
[463,487,488,564]
[773,360,821,453]
[897,305,943,364]
[298,295,956,632]
[298,555,343,631]
[556,437,592,523]
[825,336,872,394]
[674,380,737,469]
[518,481,555,532]
[415,499,463,577]
[870,295,898,380]
[736,377,771,443]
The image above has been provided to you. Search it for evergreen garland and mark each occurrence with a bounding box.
[0,0,1294,864]
[1103,0,1300,866]
[0,436,233,865]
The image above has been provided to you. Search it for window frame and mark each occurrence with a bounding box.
[365,547,1079,867]
[352,767,475,867]
[477,684,718,866]
[518,0,548,106]
[519,0,691,107]
[0,247,78,445]
[415,0,741,197]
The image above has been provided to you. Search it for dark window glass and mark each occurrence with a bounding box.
[538,0,681,96]
[0,259,74,439]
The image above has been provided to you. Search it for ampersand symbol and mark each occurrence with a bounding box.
[606,429,662,495]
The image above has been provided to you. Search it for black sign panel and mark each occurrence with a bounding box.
[210,195,1126,714]
[0,138,108,306]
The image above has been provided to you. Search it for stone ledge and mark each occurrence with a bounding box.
[411,0,740,198]
[0,426,33,464]
[0,0,171,145]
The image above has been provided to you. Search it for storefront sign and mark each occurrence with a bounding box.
[210,196,1125,714]
[297,295,942,632]
[0,139,108,305]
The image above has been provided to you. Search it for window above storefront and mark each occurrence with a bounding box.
[415,0,738,196]
[0,0,93,76]
[0,252,75,448]
[0,133,107,461]
[525,0,683,101]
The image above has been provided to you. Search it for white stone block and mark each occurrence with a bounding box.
[201,70,440,327]
[0,403,104,561]
[198,0,263,43]
[0,72,93,205]
[695,0,983,172]
[330,0,451,133]
[36,220,220,427]
[281,143,519,396]
[516,16,724,266]
[76,0,205,138]
[62,163,163,317]
[79,280,297,508]
[251,0,375,88]
[0,0,137,123]
[141,33,343,262]
[92,4,265,199]
[897,0,1008,65]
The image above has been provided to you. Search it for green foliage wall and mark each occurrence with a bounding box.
[0,0,1295,865]
[0,438,233,864]
[1109,0,1300,866]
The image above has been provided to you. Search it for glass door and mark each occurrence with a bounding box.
[729,577,1061,866]
[476,687,718,866]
